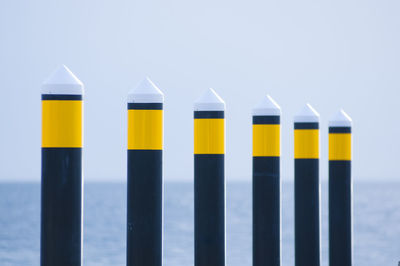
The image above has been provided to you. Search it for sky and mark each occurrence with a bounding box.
[0,0,399,182]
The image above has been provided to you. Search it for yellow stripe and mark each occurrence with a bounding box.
[294,129,319,159]
[194,118,224,154]
[42,100,83,148]
[329,133,351,160]
[128,109,163,150]
[253,124,280,157]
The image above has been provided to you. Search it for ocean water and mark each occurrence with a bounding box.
[0,181,399,266]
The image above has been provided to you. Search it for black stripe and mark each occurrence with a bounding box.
[194,111,224,119]
[42,94,82,100]
[329,127,351,133]
[253,157,280,266]
[253,116,280,125]
[128,103,163,110]
[194,154,225,266]
[295,158,320,266]
[294,122,319,130]
[329,160,352,266]
[127,150,162,266]
[41,147,82,265]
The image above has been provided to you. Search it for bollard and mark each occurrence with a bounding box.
[294,104,320,266]
[329,109,352,266]
[126,77,164,266]
[252,95,281,266]
[194,88,226,266]
[41,65,83,266]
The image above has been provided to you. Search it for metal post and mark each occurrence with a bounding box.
[127,77,164,266]
[329,109,353,266]
[41,65,84,266]
[252,95,281,266]
[294,104,320,266]
[194,88,226,266]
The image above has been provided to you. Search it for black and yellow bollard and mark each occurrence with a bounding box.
[294,104,320,266]
[41,65,84,266]
[329,109,352,266]
[127,77,164,266]
[252,95,281,266]
[194,88,226,266]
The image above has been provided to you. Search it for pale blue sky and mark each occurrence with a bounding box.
[0,0,399,181]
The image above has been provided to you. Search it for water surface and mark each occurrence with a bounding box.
[0,181,399,265]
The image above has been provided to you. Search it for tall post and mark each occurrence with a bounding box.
[41,65,84,266]
[127,77,164,266]
[329,109,352,266]
[194,88,226,266]
[294,104,320,266]
[252,95,281,266]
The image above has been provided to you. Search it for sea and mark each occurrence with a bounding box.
[0,181,399,266]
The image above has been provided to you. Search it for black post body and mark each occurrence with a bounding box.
[295,159,320,266]
[41,148,82,266]
[253,157,280,266]
[329,161,352,266]
[127,150,163,266]
[194,154,225,266]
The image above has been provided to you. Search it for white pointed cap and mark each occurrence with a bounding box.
[329,109,352,127]
[42,65,83,95]
[252,95,281,116]
[294,103,320,123]
[194,88,225,111]
[128,77,164,103]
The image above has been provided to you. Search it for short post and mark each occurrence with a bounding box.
[294,104,320,266]
[329,109,352,266]
[194,88,226,266]
[126,77,164,266]
[252,95,281,266]
[41,65,84,266]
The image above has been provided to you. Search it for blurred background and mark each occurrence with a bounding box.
[0,0,399,265]
[1,0,399,182]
